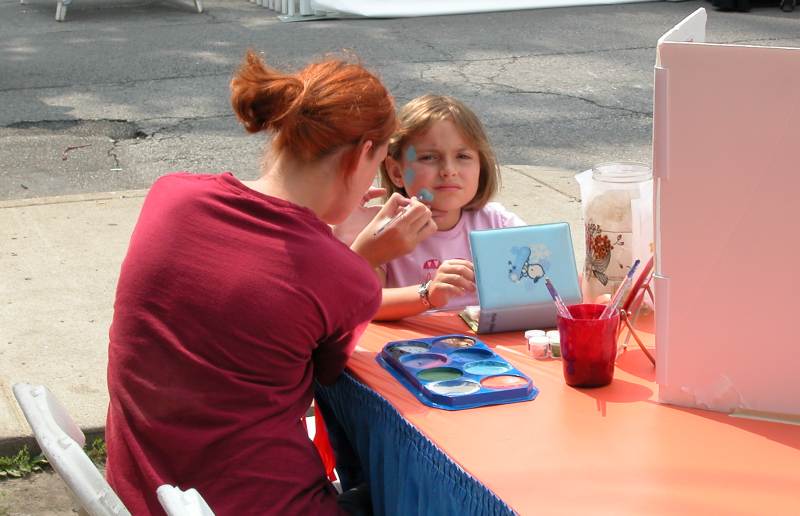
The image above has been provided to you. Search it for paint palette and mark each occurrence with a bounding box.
[377,334,539,410]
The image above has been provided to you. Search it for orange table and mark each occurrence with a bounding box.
[320,312,800,515]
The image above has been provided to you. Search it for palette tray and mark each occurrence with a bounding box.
[376,334,538,410]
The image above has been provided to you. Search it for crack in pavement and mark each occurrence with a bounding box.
[107,140,121,169]
[506,88,651,117]
[1,119,148,139]
[0,44,656,95]
[382,35,799,67]
[435,72,652,118]
[2,114,236,141]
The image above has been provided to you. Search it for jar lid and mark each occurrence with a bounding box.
[591,161,652,183]
[524,329,546,339]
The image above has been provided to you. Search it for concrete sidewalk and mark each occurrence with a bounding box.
[0,165,584,455]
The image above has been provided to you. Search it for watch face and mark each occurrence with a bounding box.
[418,282,431,307]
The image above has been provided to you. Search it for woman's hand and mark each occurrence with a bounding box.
[350,193,436,269]
[332,187,387,247]
[427,259,476,308]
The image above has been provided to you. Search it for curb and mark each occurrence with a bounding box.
[0,190,147,210]
[0,406,318,458]
[0,427,106,459]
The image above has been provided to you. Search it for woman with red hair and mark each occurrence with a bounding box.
[105,50,433,515]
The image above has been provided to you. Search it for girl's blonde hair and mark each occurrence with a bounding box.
[380,95,500,210]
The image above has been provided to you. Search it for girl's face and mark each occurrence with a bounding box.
[389,119,481,231]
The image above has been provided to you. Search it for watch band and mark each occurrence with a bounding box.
[417,280,432,308]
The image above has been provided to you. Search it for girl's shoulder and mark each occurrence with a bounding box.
[468,202,526,228]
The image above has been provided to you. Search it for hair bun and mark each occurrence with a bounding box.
[230,50,305,134]
[230,49,396,168]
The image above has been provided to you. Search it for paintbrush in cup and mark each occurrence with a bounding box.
[599,258,641,320]
[545,277,573,320]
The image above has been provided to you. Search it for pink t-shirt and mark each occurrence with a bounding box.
[382,202,525,310]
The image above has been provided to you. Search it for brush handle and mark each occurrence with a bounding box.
[373,209,404,236]
[372,197,417,236]
[545,278,573,319]
[600,259,641,319]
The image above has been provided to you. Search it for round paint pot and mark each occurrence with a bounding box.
[416,367,463,382]
[385,342,431,358]
[427,379,481,396]
[527,335,549,360]
[449,348,494,361]
[463,360,511,376]
[480,375,529,389]
[547,333,561,358]
[400,353,447,369]
[524,329,546,339]
[434,336,477,348]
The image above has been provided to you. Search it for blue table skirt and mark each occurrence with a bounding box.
[315,373,515,516]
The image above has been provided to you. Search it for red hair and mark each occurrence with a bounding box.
[230,50,396,173]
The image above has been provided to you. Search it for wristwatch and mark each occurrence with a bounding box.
[417,280,432,308]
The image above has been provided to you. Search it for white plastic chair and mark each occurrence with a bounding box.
[12,383,130,516]
[157,485,215,516]
[19,0,203,22]
[13,383,216,516]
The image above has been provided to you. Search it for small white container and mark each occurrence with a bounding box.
[525,329,546,339]
[547,332,561,359]
[528,335,549,360]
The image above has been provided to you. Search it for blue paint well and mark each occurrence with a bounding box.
[463,360,511,376]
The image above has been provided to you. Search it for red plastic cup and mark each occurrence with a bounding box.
[556,303,620,387]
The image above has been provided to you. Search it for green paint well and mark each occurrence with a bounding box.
[416,367,462,382]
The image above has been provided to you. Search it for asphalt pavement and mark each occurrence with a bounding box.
[2,0,799,455]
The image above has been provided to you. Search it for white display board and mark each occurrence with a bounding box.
[310,0,657,17]
[653,9,800,423]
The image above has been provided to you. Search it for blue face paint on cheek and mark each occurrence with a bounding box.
[402,145,434,202]
[417,188,434,202]
[403,145,417,187]
[403,167,415,186]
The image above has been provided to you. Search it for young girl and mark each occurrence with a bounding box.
[374,94,526,320]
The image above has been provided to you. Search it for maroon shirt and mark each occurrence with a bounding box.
[106,173,380,515]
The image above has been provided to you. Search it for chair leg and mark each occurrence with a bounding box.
[194,0,202,12]
[55,0,67,20]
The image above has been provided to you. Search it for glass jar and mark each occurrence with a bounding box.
[575,162,653,302]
